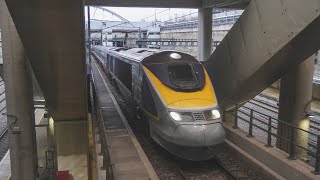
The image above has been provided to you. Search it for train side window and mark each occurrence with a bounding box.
[113,58,132,91]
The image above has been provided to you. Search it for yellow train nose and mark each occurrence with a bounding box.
[168,98,216,108]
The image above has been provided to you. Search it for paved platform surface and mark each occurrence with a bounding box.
[0,108,45,180]
[92,57,158,180]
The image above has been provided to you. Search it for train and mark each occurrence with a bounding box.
[92,46,225,161]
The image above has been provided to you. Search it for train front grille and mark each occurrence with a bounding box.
[192,112,205,121]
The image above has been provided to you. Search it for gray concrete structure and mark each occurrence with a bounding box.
[5,0,87,121]
[277,55,315,159]
[2,0,320,179]
[0,28,3,78]
[198,8,213,61]
[204,0,320,107]
[224,122,318,180]
[0,29,2,63]
[4,0,89,178]
[0,0,37,179]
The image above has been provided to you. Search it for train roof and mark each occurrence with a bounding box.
[93,46,199,64]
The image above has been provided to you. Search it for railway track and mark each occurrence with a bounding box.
[94,59,259,180]
[0,126,8,160]
[176,159,235,180]
[245,96,320,132]
[236,96,320,167]
[0,79,8,162]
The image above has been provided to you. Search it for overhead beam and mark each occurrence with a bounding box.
[85,0,201,8]
[86,0,251,9]
[203,0,251,9]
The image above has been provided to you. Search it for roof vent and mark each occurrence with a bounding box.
[137,50,149,53]
[114,48,128,52]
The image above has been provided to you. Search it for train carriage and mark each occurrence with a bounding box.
[93,46,225,160]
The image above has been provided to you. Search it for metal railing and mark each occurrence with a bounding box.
[91,74,115,180]
[222,99,320,174]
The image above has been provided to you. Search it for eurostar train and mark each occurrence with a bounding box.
[92,46,225,160]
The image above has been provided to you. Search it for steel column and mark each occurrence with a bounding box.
[197,8,212,61]
[0,0,37,179]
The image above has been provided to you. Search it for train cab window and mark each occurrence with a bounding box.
[142,51,206,92]
[168,64,198,88]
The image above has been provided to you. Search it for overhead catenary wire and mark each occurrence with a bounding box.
[91,6,98,19]
[139,8,171,21]
[164,11,198,23]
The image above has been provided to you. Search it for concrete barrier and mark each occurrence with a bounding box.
[223,122,318,180]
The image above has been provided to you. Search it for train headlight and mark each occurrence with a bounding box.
[169,112,193,122]
[204,109,221,120]
[170,112,181,121]
[211,110,221,119]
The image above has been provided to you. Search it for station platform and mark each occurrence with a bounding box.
[0,108,45,180]
[91,59,158,180]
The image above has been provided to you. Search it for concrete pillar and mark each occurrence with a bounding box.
[54,121,88,179]
[0,0,37,179]
[197,8,212,61]
[277,55,315,160]
[0,29,3,79]
[46,116,57,171]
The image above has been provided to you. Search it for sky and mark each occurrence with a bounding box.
[85,7,198,22]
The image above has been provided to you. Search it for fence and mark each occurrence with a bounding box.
[222,99,320,174]
[90,74,115,180]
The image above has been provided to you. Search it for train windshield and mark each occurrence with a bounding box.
[168,64,198,88]
[142,51,206,92]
